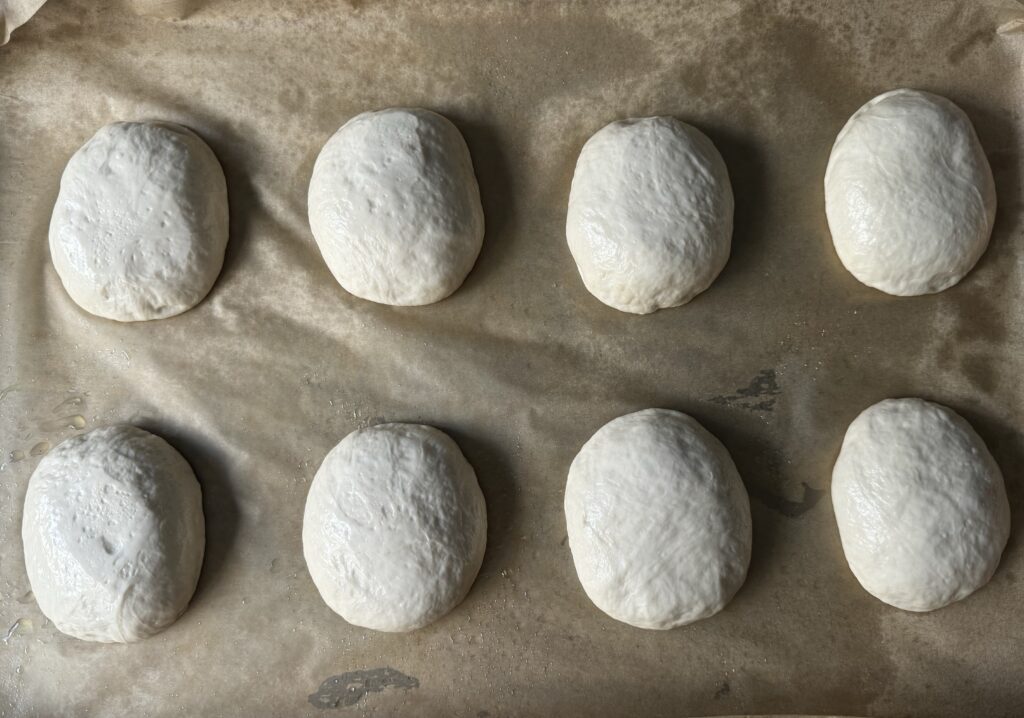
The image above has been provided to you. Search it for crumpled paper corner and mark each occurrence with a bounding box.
[995,0,1024,34]
[1,0,47,44]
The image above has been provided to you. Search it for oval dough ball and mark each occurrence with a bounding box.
[824,89,996,296]
[832,398,1010,611]
[307,108,485,306]
[565,117,734,314]
[302,423,487,632]
[22,425,205,643]
[564,409,751,629]
[49,121,229,321]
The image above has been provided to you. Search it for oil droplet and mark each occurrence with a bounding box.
[41,415,86,432]
[29,441,50,457]
[8,450,25,463]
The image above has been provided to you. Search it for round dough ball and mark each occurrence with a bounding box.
[22,425,205,643]
[565,117,734,314]
[307,108,485,306]
[564,409,751,629]
[302,423,487,632]
[832,398,1010,611]
[49,121,229,321]
[824,89,996,296]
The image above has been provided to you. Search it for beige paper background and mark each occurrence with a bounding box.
[2,1,1023,715]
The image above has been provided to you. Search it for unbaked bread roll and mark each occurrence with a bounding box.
[566,117,733,314]
[49,121,229,321]
[308,108,485,306]
[303,423,487,632]
[22,425,205,643]
[832,398,1010,611]
[565,409,751,628]
[825,89,996,296]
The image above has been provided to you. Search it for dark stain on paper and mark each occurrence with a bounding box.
[308,667,419,709]
[749,481,824,518]
[711,369,781,412]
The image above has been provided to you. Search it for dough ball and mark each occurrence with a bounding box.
[22,425,205,643]
[824,89,996,296]
[302,423,487,632]
[564,409,751,629]
[49,121,229,321]
[307,108,485,306]
[566,117,734,314]
[832,398,1010,611]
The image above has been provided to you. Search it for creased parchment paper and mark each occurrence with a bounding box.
[0,0,47,44]
[1,1,1023,716]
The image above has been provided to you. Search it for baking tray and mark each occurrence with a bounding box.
[1,1,1023,715]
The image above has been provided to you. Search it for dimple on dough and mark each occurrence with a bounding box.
[832,398,1010,611]
[302,423,487,632]
[564,409,751,629]
[49,121,229,321]
[21,425,205,643]
[566,116,734,314]
[307,108,485,306]
[824,89,996,296]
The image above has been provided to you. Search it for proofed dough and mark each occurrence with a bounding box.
[832,398,1010,611]
[22,425,205,643]
[566,117,734,314]
[307,108,485,306]
[49,121,229,321]
[564,409,751,629]
[824,89,996,296]
[302,423,487,632]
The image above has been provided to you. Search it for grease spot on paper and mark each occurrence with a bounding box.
[308,667,419,709]
[711,369,781,412]
[750,481,824,518]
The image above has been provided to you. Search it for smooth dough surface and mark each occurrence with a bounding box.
[564,409,751,629]
[22,425,205,643]
[824,89,996,296]
[307,108,485,306]
[565,116,734,314]
[302,423,487,632]
[832,398,1010,611]
[49,121,229,321]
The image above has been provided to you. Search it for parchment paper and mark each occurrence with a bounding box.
[1,1,1023,716]
[0,1,47,44]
